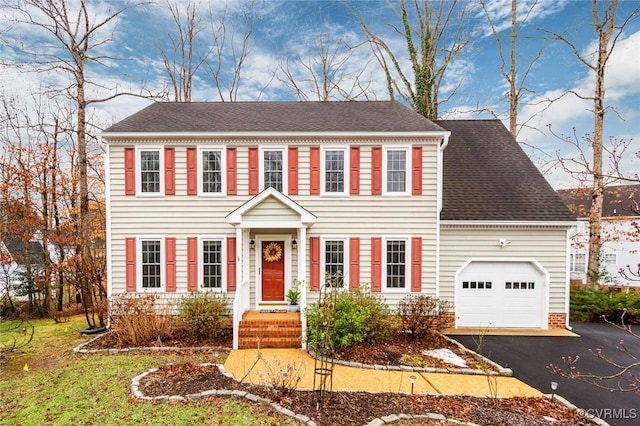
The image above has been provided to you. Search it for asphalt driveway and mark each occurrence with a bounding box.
[451,322,640,426]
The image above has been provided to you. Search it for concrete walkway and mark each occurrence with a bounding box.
[224,348,542,398]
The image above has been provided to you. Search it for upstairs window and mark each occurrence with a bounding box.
[383,147,410,195]
[261,148,286,192]
[322,148,348,195]
[138,148,163,194]
[200,148,225,195]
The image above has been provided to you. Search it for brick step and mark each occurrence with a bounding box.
[238,336,302,349]
[238,312,302,349]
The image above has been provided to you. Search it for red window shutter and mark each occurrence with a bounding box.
[125,237,136,292]
[227,237,237,291]
[310,236,320,290]
[165,238,176,292]
[412,146,422,195]
[165,147,175,195]
[187,237,198,291]
[186,147,197,195]
[124,147,135,195]
[371,147,382,195]
[227,148,237,195]
[248,147,259,195]
[350,147,360,195]
[371,237,382,292]
[288,147,298,195]
[310,147,320,195]
[411,237,422,292]
[349,237,360,290]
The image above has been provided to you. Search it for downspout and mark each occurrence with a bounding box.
[435,132,450,299]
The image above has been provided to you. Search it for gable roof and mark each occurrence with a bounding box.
[435,120,574,222]
[2,239,45,266]
[557,184,640,218]
[102,101,446,134]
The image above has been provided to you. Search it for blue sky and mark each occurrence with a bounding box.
[1,0,639,188]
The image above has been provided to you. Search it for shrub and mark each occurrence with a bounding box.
[570,286,640,324]
[110,294,174,347]
[179,292,230,341]
[398,294,453,338]
[306,288,396,350]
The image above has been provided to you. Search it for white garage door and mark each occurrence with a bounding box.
[456,261,545,328]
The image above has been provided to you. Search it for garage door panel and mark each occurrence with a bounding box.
[456,262,544,328]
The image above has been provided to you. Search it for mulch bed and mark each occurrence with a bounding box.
[138,363,597,426]
[333,332,484,370]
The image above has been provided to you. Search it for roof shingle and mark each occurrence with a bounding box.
[103,101,445,134]
[436,120,575,222]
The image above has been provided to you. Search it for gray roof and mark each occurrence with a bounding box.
[103,101,446,134]
[557,184,640,218]
[436,120,575,222]
[3,240,45,266]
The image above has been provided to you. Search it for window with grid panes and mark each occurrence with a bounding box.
[202,240,222,289]
[386,240,406,289]
[386,149,407,193]
[324,150,345,193]
[324,240,344,287]
[263,150,283,191]
[140,150,160,193]
[202,150,222,193]
[141,240,161,288]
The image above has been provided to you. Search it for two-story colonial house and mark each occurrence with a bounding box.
[102,101,575,349]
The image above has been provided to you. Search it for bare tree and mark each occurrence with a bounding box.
[159,0,213,102]
[204,0,255,102]
[544,0,640,287]
[349,0,472,119]
[4,0,146,327]
[276,34,375,101]
[480,0,548,138]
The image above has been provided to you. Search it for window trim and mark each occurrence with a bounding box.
[321,236,349,289]
[137,236,165,292]
[259,146,288,193]
[321,146,349,196]
[198,146,226,196]
[382,236,411,293]
[136,147,164,196]
[198,236,227,292]
[382,146,411,196]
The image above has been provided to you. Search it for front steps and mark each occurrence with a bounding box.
[238,311,302,349]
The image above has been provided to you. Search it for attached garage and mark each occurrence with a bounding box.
[455,260,548,328]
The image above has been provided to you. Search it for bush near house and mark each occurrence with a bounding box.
[179,292,230,341]
[570,286,640,324]
[398,294,453,338]
[306,289,397,350]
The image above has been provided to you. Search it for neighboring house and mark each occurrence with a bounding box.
[557,185,640,287]
[0,239,45,301]
[101,101,575,349]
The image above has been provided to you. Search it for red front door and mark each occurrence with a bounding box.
[261,241,285,301]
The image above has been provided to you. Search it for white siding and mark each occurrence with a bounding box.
[440,225,570,314]
[107,139,441,311]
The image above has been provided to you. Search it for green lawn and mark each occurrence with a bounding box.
[0,316,295,425]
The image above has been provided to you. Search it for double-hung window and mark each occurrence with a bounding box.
[570,253,586,273]
[138,148,163,194]
[201,238,225,290]
[199,148,225,195]
[322,148,348,195]
[323,238,347,287]
[385,238,409,290]
[140,238,163,290]
[261,148,286,192]
[383,147,410,195]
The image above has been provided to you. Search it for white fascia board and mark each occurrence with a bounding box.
[100,130,451,141]
[440,220,578,228]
